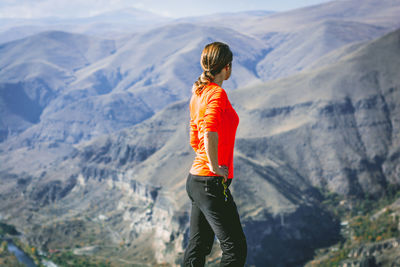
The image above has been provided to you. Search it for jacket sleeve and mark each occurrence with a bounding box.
[204,89,227,132]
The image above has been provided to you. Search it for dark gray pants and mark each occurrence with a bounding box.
[183,173,247,266]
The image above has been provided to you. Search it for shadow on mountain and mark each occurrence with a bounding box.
[0,82,45,124]
[244,206,341,266]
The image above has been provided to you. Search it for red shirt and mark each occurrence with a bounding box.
[189,83,239,179]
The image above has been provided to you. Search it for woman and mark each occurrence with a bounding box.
[183,42,247,266]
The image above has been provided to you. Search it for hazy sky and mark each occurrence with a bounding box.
[0,0,334,19]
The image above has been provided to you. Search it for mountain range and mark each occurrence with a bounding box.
[1,0,400,266]
[0,7,171,43]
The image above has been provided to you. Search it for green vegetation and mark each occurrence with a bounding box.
[318,184,400,220]
[48,251,112,267]
[0,219,118,267]
[2,236,114,267]
[308,185,400,266]
[351,209,399,243]
[0,222,30,267]
[0,248,26,267]
[11,237,45,267]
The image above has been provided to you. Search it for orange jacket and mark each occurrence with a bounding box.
[189,83,239,179]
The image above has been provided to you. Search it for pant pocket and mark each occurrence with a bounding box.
[204,177,224,198]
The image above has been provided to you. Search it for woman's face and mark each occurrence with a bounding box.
[224,63,232,81]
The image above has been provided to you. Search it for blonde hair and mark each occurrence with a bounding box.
[193,42,233,95]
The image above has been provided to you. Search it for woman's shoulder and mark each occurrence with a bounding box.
[206,83,227,98]
[191,83,227,103]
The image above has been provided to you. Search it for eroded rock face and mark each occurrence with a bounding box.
[231,29,400,199]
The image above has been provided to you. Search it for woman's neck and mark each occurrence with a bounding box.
[213,72,225,87]
[213,80,223,87]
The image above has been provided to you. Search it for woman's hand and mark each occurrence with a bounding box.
[208,164,228,183]
[216,165,229,183]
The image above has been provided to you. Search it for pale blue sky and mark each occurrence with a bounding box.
[0,0,334,18]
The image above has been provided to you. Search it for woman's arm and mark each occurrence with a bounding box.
[204,131,228,182]
[190,119,199,152]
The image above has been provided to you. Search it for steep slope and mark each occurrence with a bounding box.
[231,28,400,197]
[255,20,387,80]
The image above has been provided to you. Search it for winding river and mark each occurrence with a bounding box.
[5,238,37,267]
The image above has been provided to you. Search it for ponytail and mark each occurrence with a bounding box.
[192,70,215,94]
